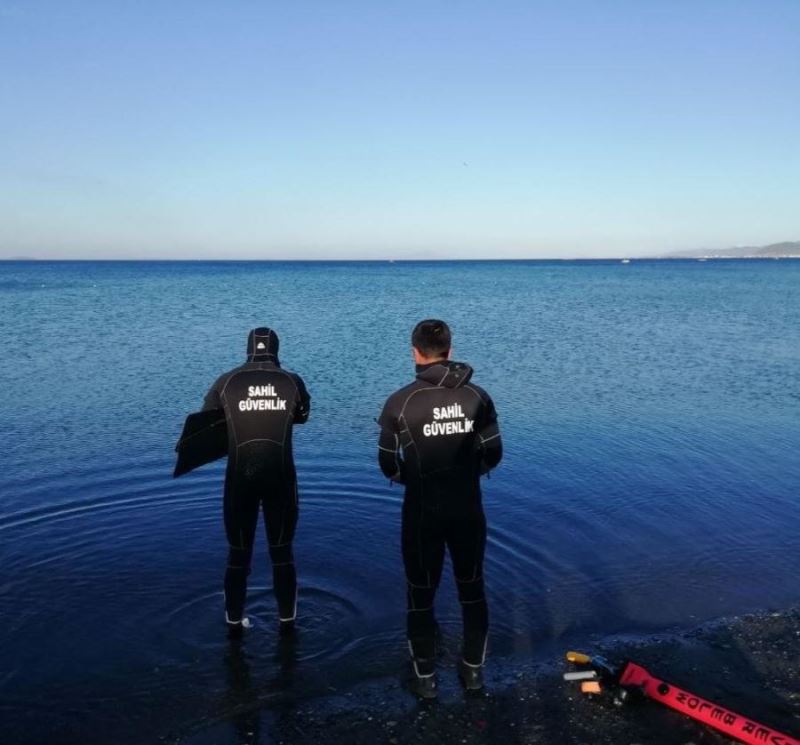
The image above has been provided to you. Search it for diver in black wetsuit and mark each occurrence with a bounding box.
[377,320,502,697]
[203,327,310,637]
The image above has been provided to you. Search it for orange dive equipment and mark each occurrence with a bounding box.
[565,650,799,745]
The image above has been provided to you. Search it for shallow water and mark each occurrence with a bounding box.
[1,259,799,743]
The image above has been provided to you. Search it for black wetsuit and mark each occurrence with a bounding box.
[378,361,502,675]
[203,328,310,624]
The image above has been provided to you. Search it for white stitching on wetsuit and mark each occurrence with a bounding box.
[237,437,284,447]
[462,636,488,667]
[277,502,286,545]
[277,571,297,621]
[408,641,435,678]
[393,432,401,477]
[462,383,487,404]
[397,386,438,422]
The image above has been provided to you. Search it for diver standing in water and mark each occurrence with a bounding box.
[179,327,310,639]
[377,320,502,698]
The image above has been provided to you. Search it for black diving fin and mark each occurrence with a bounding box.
[173,409,228,477]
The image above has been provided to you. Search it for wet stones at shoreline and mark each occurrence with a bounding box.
[181,608,800,745]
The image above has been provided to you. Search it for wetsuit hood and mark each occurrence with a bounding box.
[415,360,473,388]
[246,327,280,363]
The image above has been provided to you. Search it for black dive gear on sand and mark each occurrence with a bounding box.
[378,361,502,677]
[199,328,310,626]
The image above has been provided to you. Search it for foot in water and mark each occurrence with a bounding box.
[226,615,253,640]
[408,651,438,699]
[409,672,438,700]
[458,659,484,692]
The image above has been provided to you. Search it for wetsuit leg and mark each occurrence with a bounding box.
[446,508,488,666]
[402,502,446,676]
[262,481,299,621]
[223,475,261,623]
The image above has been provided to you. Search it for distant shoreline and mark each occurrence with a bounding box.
[7,240,798,262]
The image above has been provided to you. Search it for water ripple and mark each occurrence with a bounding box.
[1,260,799,744]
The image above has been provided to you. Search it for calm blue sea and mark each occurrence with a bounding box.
[1,259,798,743]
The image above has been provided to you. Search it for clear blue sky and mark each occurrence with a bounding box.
[1,0,797,259]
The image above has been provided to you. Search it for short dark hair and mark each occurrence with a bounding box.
[412,319,451,358]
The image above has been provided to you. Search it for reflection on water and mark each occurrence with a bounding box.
[0,260,799,744]
[221,632,299,745]
[224,642,262,745]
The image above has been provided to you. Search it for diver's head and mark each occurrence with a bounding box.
[411,319,451,365]
[247,327,279,362]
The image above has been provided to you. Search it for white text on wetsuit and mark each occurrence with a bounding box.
[238,384,287,412]
[422,404,474,437]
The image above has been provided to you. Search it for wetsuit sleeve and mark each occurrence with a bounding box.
[201,374,227,411]
[292,374,311,424]
[377,398,404,483]
[476,392,502,474]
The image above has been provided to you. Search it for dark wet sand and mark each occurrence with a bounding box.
[179,609,800,745]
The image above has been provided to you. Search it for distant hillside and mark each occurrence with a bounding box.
[666,241,800,259]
